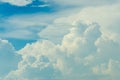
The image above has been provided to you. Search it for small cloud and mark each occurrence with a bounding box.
[31,4,50,8]
[0,0,33,6]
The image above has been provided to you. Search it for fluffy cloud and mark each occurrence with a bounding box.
[4,19,120,80]
[0,39,20,79]
[4,40,62,80]
[0,0,32,6]
[1,2,120,80]
[40,4,120,43]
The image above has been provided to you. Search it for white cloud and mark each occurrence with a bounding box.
[0,0,50,7]
[0,0,32,6]
[0,0,120,41]
[31,4,50,7]
[40,4,120,43]
[4,19,120,80]
[1,3,120,80]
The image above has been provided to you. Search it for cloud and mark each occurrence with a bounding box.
[0,14,49,40]
[0,0,50,7]
[50,0,120,8]
[0,8,78,40]
[40,4,120,43]
[31,4,50,8]
[4,18,120,80]
[2,2,119,41]
[0,39,20,78]
[0,3,120,80]
[0,0,32,6]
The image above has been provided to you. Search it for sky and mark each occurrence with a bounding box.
[0,0,120,80]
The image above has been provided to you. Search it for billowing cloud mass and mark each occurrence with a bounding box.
[3,18,120,80]
[0,0,120,80]
[0,0,32,6]
[0,39,20,79]
[40,4,120,43]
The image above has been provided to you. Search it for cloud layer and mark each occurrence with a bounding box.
[3,19,120,80]
[0,1,120,80]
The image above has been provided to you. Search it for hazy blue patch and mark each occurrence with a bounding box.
[8,38,36,50]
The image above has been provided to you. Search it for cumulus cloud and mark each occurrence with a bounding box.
[0,39,20,78]
[4,19,120,80]
[40,4,120,43]
[0,2,120,80]
[0,0,32,6]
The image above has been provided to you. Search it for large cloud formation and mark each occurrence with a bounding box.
[4,18,120,80]
[0,2,120,80]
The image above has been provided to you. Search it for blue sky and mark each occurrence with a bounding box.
[0,0,53,16]
[0,0,120,80]
[0,0,54,50]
